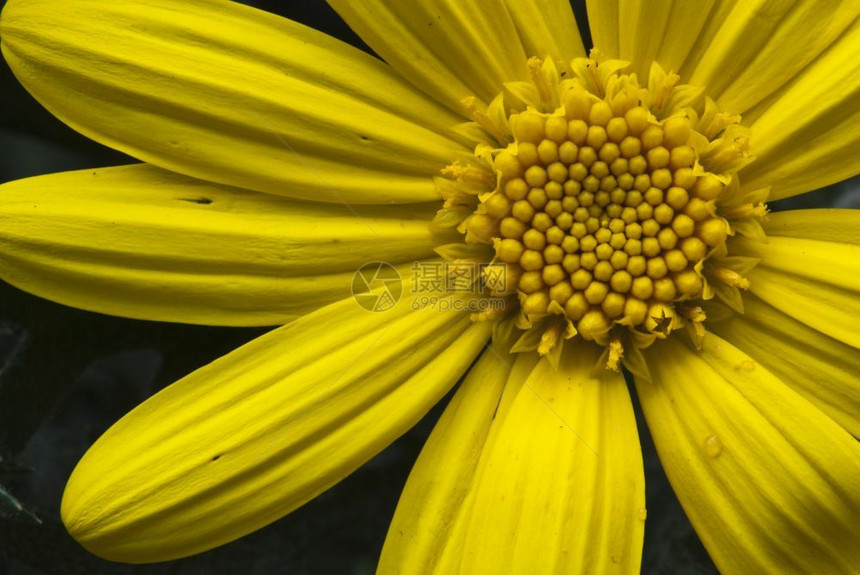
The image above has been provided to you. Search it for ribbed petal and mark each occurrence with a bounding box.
[379,344,539,574]
[389,341,644,574]
[653,0,720,75]
[327,0,529,111]
[0,0,466,204]
[732,233,860,349]
[617,0,675,79]
[61,293,492,563]
[683,1,858,117]
[586,0,620,60]
[0,165,440,326]
[587,0,719,77]
[454,343,644,574]
[676,0,741,78]
[503,0,585,67]
[711,209,860,436]
[763,209,860,245]
[638,335,860,574]
[740,17,860,201]
[711,295,860,437]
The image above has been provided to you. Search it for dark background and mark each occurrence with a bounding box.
[0,1,857,573]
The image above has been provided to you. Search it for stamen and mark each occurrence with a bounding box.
[527,57,555,107]
[461,96,509,143]
[441,161,496,186]
[722,202,769,220]
[606,337,624,371]
[709,265,751,290]
[537,322,563,356]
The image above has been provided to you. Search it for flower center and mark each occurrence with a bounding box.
[436,51,766,369]
[477,102,727,338]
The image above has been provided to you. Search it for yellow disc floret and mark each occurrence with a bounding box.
[434,51,764,369]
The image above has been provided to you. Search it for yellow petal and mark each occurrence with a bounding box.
[0,165,440,326]
[503,0,585,67]
[676,0,743,78]
[0,0,466,204]
[327,0,528,111]
[617,0,675,79]
[588,0,719,77]
[684,1,858,114]
[620,0,714,80]
[740,18,860,200]
[586,0,620,60]
[710,295,860,437]
[764,208,860,245]
[446,342,645,574]
[61,293,492,563]
[733,234,860,348]
[379,344,538,575]
[639,335,860,574]
[734,235,857,292]
[654,0,720,74]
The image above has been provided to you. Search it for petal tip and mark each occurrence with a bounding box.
[60,464,110,559]
[60,458,142,564]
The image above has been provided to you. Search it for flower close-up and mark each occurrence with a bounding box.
[0,0,858,573]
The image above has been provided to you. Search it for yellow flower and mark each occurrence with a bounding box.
[1,0,859,572]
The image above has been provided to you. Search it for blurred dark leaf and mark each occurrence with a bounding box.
[0,321,27,379]
[0,485,41,525]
